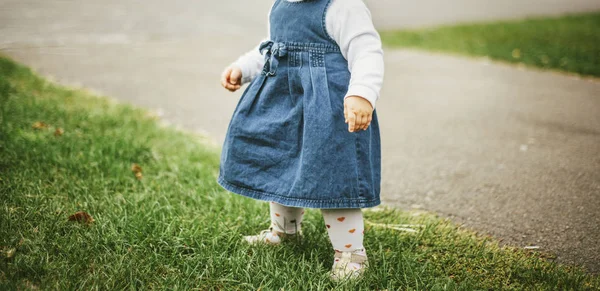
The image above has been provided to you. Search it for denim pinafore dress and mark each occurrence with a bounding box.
[218,0,381,209]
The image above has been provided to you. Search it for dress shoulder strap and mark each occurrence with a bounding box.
[321,0,335,43]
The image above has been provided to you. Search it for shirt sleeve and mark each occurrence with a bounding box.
[230,2,274,85]
[231,41,266,85]
[326,0,385,109]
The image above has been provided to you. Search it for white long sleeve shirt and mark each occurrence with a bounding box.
[232,0,384,108]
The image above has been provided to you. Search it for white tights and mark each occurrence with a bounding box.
[269,202,366,254]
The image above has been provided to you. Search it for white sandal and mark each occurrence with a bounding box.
[242,227,301,245]
[330,250,368,281]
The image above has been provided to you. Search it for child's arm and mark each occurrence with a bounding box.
[222,3,276,92]
[328,0,384,132]
[221,41,266,92]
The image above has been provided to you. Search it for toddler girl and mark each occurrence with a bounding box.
[218,0,384,280]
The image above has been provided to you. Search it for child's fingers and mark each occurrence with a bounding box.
[347,111,356,132]
[355,114,364,131]
[225,84,241,92]
[224,82,239,89]
[221,77,228,89]
[223,81,239,91]
[358,112,371,131]
[230,69,242,85]
[221,67,232,88]
[364,114,373,130]
[223,82,234,90]
[359,113,369,130]
[344,103,348,123]
[221,67,231,80]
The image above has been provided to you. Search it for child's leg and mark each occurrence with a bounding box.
[320,208,365,254]
[270,202,304,234]
[243,202,304,245]
[321,208,367,279]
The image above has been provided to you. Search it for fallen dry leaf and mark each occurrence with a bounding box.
[131,163,142,173]
[540,55,550,65]
[131,163,143,180]
[32,121,48,130]
[68,211,95,224]
[54,128,64,136]
[22,280,39,291]
[5,248,16,259]
[512,48,521,59]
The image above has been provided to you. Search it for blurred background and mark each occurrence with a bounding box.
[1,0,599,272]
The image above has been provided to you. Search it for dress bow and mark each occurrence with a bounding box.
[259,40,288,76]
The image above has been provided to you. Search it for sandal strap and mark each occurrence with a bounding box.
[334,251,368,264]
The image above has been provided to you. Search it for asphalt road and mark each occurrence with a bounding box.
[1,0,600,273]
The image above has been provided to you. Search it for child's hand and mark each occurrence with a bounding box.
[221,66,243,92]
[344,96,373,132]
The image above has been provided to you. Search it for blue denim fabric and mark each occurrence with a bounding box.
[218,0,381,209]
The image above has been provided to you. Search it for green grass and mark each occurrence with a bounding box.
[0,56,599,290]
[381,12,600,77]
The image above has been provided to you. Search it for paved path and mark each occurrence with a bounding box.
[2,0,599,272]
